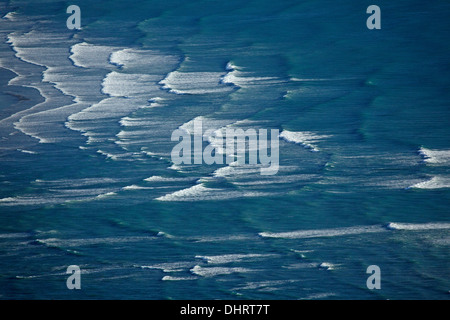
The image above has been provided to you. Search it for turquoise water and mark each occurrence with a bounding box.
[0,0,449,299]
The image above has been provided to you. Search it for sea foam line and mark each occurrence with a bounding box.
[259,222,450,239]
[409,175,450,189]
[195,253,278,264]
[418,147,450,165]
[279,130,331,152]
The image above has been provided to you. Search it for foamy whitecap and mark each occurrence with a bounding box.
[68,97,144,122]
[162,276,197,281]
[279,130,331,152]
[36,235,156,248]
[65,46,181,155]
[122,185,153,190]
[33,177,121,188]
[155,184,218,201]
[259,225,388,239]
[70,42,117,69]
[140,261,194,273]
[301,292,337,300]
[109,48,179,74]
[195,253,277,264]
[3,12,17,21]
[190,265,255,277]
[319,262,338,270]
[185,234,253,243]
[144,176,195,182]
[156,183,272,202]
[160,71,233,95]
[102,71,160,97]
[221,62,282,87]
[6,32,106,145]
[234,174,319,186]
[410,176,450,189]
[261,222,450,240]
[96,149,119,160]
[119,117,159,127]
[17,149,37,154]
[213,165,264,178]
[178,116,232,135]
[418,147,450,165]
[0,232,30,239]
[96,192,117,199]
[234,279,300,291]
[386,222,450,231]
[168,164,183,172]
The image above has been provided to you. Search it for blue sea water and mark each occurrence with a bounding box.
[0,0,449,299]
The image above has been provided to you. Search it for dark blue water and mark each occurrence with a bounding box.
[0,0,449,299]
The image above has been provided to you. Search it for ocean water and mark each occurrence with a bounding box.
[0,0,449,300]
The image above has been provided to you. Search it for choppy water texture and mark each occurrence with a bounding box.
[0,0,449,299]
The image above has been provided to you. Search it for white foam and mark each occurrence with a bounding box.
[234,174,319,186]
[261,222,450,240]
[162,276,197,281]
[156,183,271,202]
[301,292,337,300]
[213,164,264,178]
[122,185,144,190]
[319,262,338,270]
[122,185,155,190]
[190,265,255,277]
[65,47,180,152]
[0,191,119,206]
[212,163,301,181]
[102,71,160,97]
[116,129,155,139]
[259,225,388,239]
[222,73,280,87]
[160,71,233,95]
[33,177,121,188]
[0,233,29,239]
[186,234,253,243]
[178,116,232,135]
[70,42,117,69]
[7,31,74,68]
[234,279,299,291]
[279,130,331,152]
[0,196,54,206]
[410,176,450,189]
[17,149,37,154]
[155,184,218,201]
[221,62,282,87]
[386,222,450,231]
[195,253,277,264]
[96,150,119,160]
[6,35,126,146]
[282,262,319,270]
[5,32,106,145]
[95,192,117,199]
[226,61,238,71]
[419,147,450,165]
[120,117,150,127]
[140,261,194,273]
[69,97,145,122]
[144,176,194,182]
[431,237,450,246]
[290,77,353,82]
[168,164,183,172]
[3,12,17,21]
[109,48,179,74]
[36,235,155,248]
